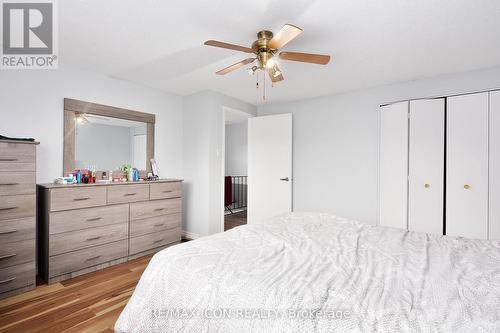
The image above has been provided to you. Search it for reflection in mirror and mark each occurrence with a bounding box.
[75,114,147,171]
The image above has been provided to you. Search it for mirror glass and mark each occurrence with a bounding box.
[74,114,147,171]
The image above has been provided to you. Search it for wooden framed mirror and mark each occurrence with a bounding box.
[63,98,155,176]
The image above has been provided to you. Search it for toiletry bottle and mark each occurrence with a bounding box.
[76,170,81,184]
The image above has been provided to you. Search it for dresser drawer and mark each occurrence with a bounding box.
[49,240,128,278]
[107,184,149,204]
[0,172,35,196]
[0,239,34,269]
[50,222,128,256]
[0,194,35,221]
[50,204,128,234]
[0,217,34,243]
[129,227,181,255]
[50,187,106,212]
[130,213,181,237]
[150,182,182,200]
[130,198,182,221]
[0,261,35,294]
[0,142,36,172]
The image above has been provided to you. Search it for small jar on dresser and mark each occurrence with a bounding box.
[0,139,39,300]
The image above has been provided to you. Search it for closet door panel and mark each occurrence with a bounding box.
[446,93,489,239]
[379,102,408,229]
[490,91,500,240]
[408,99,444,235]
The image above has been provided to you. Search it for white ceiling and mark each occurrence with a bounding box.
[59,0,500,105]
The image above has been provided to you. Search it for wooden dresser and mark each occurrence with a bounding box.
[37,179,182,283]
[0,140,39,299]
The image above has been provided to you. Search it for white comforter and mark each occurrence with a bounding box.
[115,213,500,333]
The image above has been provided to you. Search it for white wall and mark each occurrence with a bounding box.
[225,123,247,176]
[258,67,500,224]
[183,91,256,237]
[0,65,183,184]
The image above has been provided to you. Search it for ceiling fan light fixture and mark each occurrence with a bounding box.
[273,68,281,78]
[265,57,275,69]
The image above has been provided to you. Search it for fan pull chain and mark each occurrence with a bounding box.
[263,71,266,101]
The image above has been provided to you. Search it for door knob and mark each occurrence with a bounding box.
[424,183,430,188]
[280,177,290,182]
[464,184,471,190]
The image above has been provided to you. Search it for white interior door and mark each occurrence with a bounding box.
[248,114,292,224]
[379,102,409,229]
[490,91,500,240]
[446,93,489,239]
[408,99,445,235]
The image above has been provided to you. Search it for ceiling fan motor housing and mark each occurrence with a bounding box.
[253,30,275,68]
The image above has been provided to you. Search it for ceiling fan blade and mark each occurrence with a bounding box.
[268,24,303,50]
[279,51,331,65]
[216,58,256,75]
[204,40,254,53]
[268,65,284,83]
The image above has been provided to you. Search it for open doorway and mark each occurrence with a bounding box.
[223,107,253,231]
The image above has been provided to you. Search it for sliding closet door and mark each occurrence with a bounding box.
[408,99,445,234]
[490,91,500,240]
[379,102,408,229]
[446,93,489,239]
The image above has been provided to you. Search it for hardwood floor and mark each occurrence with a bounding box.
[224,210,247,231]
[0,254,153,333]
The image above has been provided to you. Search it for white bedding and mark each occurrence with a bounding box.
[115,213,500,333]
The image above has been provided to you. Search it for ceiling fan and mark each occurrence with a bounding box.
[204,24,331,85]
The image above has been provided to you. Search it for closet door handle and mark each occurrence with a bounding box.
[424,183,430,188]
[280,177,290,182]
[464,184,471,190]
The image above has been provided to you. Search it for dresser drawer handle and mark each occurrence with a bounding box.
[86,236,102,241]
[0,277,16,284]
[154,223,164,227]
[0,229,17,235]
[153,238,164,244]
[154,208,164,212]
[73,197,90,201]
[0,182,19,186]
[124,193,137,197]
[0,158,17,162]
[0,206,18,211]
[85,255,101,262]
[162,190,173,193]
[0,253,17,260]
[86,217,102,222]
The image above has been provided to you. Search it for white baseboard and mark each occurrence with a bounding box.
[181,230,204,240]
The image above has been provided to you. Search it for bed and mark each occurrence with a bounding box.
[115,212,500,332]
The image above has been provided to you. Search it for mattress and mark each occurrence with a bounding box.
[115,212,500,333]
